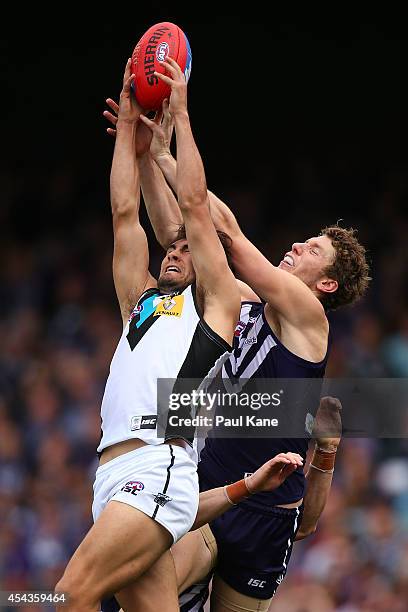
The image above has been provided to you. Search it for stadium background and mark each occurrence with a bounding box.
[1,14,408,611]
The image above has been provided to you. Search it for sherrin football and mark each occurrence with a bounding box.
[131,22,192,111]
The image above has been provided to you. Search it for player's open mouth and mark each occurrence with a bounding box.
[281,254,295,267]
[165,266,181,273]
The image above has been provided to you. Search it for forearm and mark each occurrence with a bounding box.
[295,445,337,540]
[154,144,241,239]
[139,153,182,248]
[192,453,304,531]
[174,112,207,209]
[190,487,231,531]
[111,120,139,216]
[207,190,242,240]
[154,152,178,194]
[295,468,333,540]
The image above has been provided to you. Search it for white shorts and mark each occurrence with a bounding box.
[92,443,199,543]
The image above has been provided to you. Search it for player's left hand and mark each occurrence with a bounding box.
[117,58,144,125]
[151,57,188,117]
[246,452,304,494]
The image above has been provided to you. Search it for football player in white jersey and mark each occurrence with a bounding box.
[54,57,244,611]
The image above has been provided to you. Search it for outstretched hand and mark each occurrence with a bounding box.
[137,99,174,160]
[103,98,174,161]
[116,58,143,124]
[312,396,342,453]
[246,452,304,494]
[103,61,154,158]
[147,56,187,118]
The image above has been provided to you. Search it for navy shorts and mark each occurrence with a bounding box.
[209,500,303,599]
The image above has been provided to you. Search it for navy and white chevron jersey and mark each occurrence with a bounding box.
[97,284,231,455]
[199,301,330,507]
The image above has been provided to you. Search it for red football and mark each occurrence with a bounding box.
[131,22,192,111]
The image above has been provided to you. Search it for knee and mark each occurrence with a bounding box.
[55,566,97,609]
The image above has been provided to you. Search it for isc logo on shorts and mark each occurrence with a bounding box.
[248,578,266,588]
[121,481,144,496]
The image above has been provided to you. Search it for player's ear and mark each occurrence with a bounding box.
[317,277,338,294]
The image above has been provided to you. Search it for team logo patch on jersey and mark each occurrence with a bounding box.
[153,492,172,506]
[121,481,145,495]
[234,321,246,336]
[130,415,158,431]
[154,294,184,317]
[129,303,143,322]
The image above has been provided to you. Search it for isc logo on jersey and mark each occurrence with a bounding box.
[130,415,158,431]
[154,294,184,317]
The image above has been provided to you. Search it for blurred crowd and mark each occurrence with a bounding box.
[1,151,408,611]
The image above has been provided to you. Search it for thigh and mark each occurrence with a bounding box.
[172,523,217,594]
[62,500,173,603]
[115,550,179,612]
[210,574,271,612]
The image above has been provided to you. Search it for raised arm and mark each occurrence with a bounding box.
[105,92,312,326]
[138,115,313,322]
[139,100,182,248]
[140,57,240,343]
[104,98,181,248]
[295,396,341,540]
[138,153,182,247]
[204,193,329,331]
[110,60,156,325]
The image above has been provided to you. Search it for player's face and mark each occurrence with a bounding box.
[278,235,336,289]
[158,239,195,293]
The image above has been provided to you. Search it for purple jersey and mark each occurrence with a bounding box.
[199,301,330,507]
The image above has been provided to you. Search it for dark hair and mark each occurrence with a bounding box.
[173,225,234,270]
[320,225,371,311]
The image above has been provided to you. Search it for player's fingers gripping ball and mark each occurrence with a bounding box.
[131,22,192,110]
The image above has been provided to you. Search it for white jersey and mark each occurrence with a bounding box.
[97,284,231,454]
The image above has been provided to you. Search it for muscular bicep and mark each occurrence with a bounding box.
[231,234,325,326]
[112,211,156,323]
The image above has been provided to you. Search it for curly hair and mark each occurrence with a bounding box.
[320,225,371,311]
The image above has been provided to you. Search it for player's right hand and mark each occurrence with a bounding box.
[312,396,342,453]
